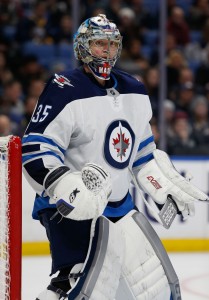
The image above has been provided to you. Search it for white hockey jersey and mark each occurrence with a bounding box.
[22,67,156,219]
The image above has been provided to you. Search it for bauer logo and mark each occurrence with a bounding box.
[147,176,162,189]
[104,120,135,169]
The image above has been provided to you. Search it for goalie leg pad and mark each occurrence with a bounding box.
[132,211,181,299]
[67,216,124,300]
[36,289,60,300]
[115,210,181,300]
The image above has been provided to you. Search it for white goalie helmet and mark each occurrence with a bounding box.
[73,14,122,80]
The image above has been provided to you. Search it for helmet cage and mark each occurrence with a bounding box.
[74,15,122,79]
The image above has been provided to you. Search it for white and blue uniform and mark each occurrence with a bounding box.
[27,14,182,298]
[23,68,179,300]
[22,67,156,220]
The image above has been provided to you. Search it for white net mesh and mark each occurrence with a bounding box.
[0,136,10,300]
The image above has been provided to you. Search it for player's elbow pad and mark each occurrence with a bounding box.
[136,149,208,212]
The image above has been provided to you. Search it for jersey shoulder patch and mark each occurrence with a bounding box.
[53,73,74,88]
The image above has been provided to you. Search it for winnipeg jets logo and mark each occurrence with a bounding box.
[53,73,74,88]
[104,120,135,169]
[69,188,80,203]
[113,125,130,160]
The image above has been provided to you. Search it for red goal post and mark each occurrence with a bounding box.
[0,136,22,300]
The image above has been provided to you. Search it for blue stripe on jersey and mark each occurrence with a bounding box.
[22,144,40,154]
[103,193,134,217]
[138,135,154,152]
[133,153,154,168]
[22,151,64,164]
[24,159,49,185]
[22,135,65,155]
[111,73,118,89]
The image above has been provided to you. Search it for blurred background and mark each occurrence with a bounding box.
[1,0,209,156]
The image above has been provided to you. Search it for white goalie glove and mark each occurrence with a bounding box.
[52,163,112,220]
[136,149,209,225]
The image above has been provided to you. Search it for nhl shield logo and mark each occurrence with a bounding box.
[104,120,135,169]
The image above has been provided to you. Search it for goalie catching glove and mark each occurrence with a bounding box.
[136,149,209,219]
[50,163,112,220]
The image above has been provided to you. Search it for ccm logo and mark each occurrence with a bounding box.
[147,176,162,189]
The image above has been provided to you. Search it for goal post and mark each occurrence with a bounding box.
[0,136,22,300]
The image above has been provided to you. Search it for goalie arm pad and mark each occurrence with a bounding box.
[136,149,208,214]
[46,164,112,220]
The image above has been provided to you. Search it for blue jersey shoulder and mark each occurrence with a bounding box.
[38,68,105,106]
[25,69,78,134]
[25,68,106,134]
[25,67,148,134]
[113,68,147,95]
[55,68,107,100]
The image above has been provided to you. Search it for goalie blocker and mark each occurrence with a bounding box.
[136,149,209,226]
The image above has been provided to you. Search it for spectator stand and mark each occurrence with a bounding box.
[22,42,74,71]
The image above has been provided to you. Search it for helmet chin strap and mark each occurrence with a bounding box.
[88,61,112,80]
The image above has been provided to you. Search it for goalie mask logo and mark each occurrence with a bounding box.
[104,120,135,169]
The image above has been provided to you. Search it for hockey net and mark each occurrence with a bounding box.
[0,136,22,300]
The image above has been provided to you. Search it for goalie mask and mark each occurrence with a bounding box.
[73,14,122,80]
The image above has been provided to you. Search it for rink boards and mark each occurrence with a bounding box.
[22,157,209,255]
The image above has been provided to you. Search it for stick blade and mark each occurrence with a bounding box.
[158,196,178,229]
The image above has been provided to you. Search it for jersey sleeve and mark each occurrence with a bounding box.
[132,95,156,176]
[22,75,74,196]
